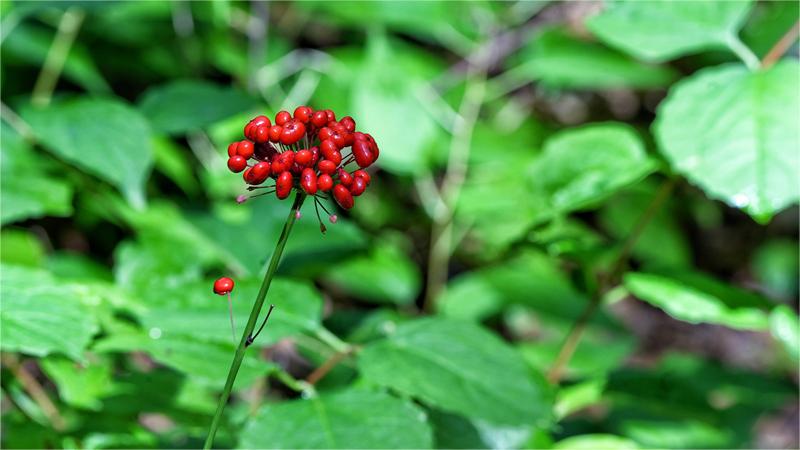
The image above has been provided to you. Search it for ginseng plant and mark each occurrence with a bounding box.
[204,106,379,449]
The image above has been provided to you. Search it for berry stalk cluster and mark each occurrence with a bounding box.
[226,106,378,226]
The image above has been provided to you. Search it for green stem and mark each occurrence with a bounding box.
[204,192,306,449]
[31,7,85,106]
[726,34,759,71]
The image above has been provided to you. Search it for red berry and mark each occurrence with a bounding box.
[337,168,353,187]
[328,149,342,166]
[295,149,313,166]
[271,151,295,174]
[340,116,356,132]
[318,159,337,174]
[245,116,271,141]
[281,121,306,145]
[275,110,291,126]
[352,139,376,168]
[243,167,253,183]
[213,277,234,295]
[311,110,328,128]
[325,109,336,122]
[320,139,339,159]
[249,161,271,184]
[227,142,238,157]
[333,184,354,209]
[349,176,366,196]
[276,171,293,199]
[294,106,313,123]
[309,146,320,165]
[237,140,254,159]
[353,169,371,185]
[318,127,333,142]
[269,125,283,142]
[330,130,346,148]
[227,155,247,173]
[301,168,318,195]
[318,174,333,191]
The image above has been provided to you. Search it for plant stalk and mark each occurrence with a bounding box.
[204,192,306,449]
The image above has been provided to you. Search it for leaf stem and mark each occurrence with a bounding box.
[726,34,760,71]
[761,21,800,70]
[204,192,306,449]
[546,178,676,384]
[31,7,86,107]
[1,354,65,431]
[305,348,353,385]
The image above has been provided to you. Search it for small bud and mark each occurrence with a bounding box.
[329,214,338,223]
[295,210,302,219]
[236,195,248,204]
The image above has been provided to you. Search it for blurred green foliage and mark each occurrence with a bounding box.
[1,1,798,449]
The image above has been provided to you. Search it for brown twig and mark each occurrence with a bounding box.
[546,178,676,384]
[761,21,800,70]
[2,354,66,431]
[305,349,352,386]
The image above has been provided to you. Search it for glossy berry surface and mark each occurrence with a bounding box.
[213,277,235,295]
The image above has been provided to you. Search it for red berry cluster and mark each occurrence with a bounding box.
[226,106,378,214]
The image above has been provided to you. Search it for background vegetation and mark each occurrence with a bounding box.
[1,1,798,449]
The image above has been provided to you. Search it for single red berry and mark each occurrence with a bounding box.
[275,110,291,126]
[352,139,375,168]
[328,149,342,166]
[281,121,306,145]
[318,159,337,174]
[309,146,320,165]
[237,140,254,159]
[295,149,313,166]
[227,142,238,157]
[301,168,318,195]
[249,161,271,184]
[330,130,346,148]
[276,171,293,199]
[353,169,371,185]
[349,175,366,196]
[340,116,356,132]
[253,125,269,144]
[318,173,333,191]
[271,151,295,174]
[337,168,353,187]
[320,139,339,160]
[318,127,333,142]
[213,277,235,295]
[227,155,247,173]
[311,110,328,128]
[325,109,336,122]
[243,167,253,183]
[269,125,283,142]
[333,184,354,209]
[245,116,270,141]
[294,106,313,123]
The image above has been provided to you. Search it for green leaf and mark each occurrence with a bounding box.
[40,356,113,411]
[505,28,678,89]
[554,434,639,450]
[769,305,799,361]
[0,265,98,360]
[239,389,433,449]
[532,122,657,214]
[752,239,799,301]
[587,0,753,62]
[654,62,799,221]
[0,229,45,267]
[358,317,553,426]
[624,272,771,330]
[21,98,153,207]
[555,378,606,419]
[322,240,421,305]
[138,80,256,134]
[621,420,732,449]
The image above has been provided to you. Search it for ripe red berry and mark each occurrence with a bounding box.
[328,149,342,166]
[281,121,306,145]
[269,125,283,142]
[325,109,336,122]
[276,171,293,199]
[301,168,318,195]
[252,126,269,144]
[311,110,328,128]
[330,130,346,148]
[245,116,271,141]
[227,155,247,173]
[271,151,294,174]
[352,139,376,168]
[213,277,235,295]
[295,149,312,166]
[353,169,371,185]
[340,116,356,132]
[337,168,353,187]
[333,184,354,209]
[227,142,238,157]
[350,175,367,196]
[294,106,313,123]
[249,161,271,184]
[318,159,336,174]
[236,140,254,159]
[320,139,338,160]
[318,127,333,142]
[275,110,291,126]
[318,173,333,191]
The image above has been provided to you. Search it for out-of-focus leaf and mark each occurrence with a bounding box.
[770,305,799,361]
[554,434,639,450]
[322,240,421,305]
[555,378,606,419]
[151,136,199,195]
[624,272,771,330]
[0,264,98,360]
[752,239,799,301]
[505,28,678,89]
[21,97,153,207]
[0,229,44,267]
[46,251,113,282]
[654,62,799,222]
[429,410,488,449]
[239,389,433,449]
[532,122,657,215]
[41,356,113,411]
[358,317,553,426]
[621,420,732,449]
[741,1,800,57]
[587,0,753,62]
[0,124,73,225]
[138,80,256,134]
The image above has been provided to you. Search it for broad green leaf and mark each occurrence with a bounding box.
[0,229,44,267]
[21,98,153,207]
[46,252,113,282]
[0,124,73,225]
[41,356,113,411]
[587,0,753,62]
[532,122,657,214]
[504,28,678,89]
[239,389,433,449]
[554,434,639,450]
[654,62,799,221]
[621,420,732,449]
[358,317,553,426]
[322,240,421,305]
[624,272,771,330]
[0,265,98,360]
[138,80,256,134]
[769,305,799,361]
[741,1,800,57]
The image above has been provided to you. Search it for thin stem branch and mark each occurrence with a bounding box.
[761,21,800,70]
[546,178,676,384]
[204,193,306,449]
[305,349,352,385]
[2,355,65,431]
[726,34,760,71]
[32,8,85,106]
